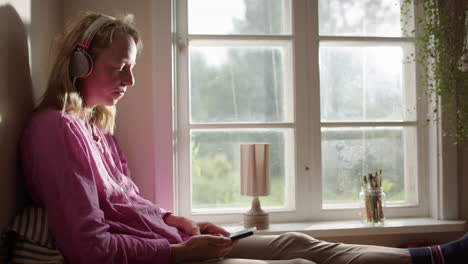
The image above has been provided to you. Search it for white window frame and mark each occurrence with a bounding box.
[317,44,421,212]
[170,0,458,224]
[175,0,298,223]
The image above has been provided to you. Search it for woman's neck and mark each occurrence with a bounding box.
[80,107,95,128]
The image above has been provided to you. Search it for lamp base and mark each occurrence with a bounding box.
[243,212,269,230]
[243,197,269,230]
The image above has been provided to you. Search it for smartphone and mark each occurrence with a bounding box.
[229,227,256,240]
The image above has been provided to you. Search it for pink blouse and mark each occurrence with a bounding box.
[20,108,188,264]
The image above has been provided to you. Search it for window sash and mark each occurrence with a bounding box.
[189,128,296,213]
[188,39,295,124]
[175,0,429,223]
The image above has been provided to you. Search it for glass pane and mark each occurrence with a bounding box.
[319,0,408,37]
[321,127,415,206]
[188,0,292,35]
[190,41,293,123]
[320,44,415,122]
[191,129,294,210]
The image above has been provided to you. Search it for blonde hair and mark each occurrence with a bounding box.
[39,12,143,134]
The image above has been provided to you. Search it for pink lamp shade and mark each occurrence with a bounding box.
[240,144,270,197]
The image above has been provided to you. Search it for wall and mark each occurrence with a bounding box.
[0,1,32,232]
[30,0,63,103]
[0,0,62,231]
[459,143,468,227]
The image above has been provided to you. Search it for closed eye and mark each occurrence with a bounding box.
[111,61,135,74]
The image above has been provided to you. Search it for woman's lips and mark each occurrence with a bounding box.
[115,89,126,96]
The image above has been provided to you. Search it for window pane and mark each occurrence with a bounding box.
[321,127,416,206]
[320,44,415,122]
[319,0,406,37]
[190,41,293,123]
[191,129,294,210]
[188,0,292,35]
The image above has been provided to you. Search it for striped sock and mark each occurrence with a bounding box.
[440,233,468,264]
[409,233,468,264]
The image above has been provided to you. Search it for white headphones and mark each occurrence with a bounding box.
[69,15,115,79]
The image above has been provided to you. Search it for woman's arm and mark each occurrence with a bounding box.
[164,214,230,237]
[21,113,171,264]
[164,214,201,236]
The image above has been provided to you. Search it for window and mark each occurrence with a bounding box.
[175,0,427,223]
[318,0,418,209]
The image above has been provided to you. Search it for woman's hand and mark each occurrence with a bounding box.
[170,235,234,263]
[198,222,230,237]
[164,215,230,237]
[164,214,201,236]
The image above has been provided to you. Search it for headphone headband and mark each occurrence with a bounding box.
[77,15,115,50]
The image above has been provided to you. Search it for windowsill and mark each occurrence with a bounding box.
[222,218,466,238]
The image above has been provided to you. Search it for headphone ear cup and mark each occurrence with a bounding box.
[70,49,94,78]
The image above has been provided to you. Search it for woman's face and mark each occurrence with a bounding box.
[81,33,137,107]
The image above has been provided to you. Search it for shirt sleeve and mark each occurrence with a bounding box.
[21,113,172,264]
[160,208,173,221]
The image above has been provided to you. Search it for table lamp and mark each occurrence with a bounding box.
[240,143,270,230]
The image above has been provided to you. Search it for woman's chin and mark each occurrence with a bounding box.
[108,94,124,106]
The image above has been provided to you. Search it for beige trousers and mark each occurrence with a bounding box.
[184,232,411,264]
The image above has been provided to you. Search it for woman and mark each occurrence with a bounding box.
[20,12,467,264]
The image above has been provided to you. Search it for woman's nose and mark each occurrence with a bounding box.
[121,68,135,87]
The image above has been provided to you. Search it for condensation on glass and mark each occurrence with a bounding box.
[318,0,418,209]
[320,127,418,207]
[319,43,417,122]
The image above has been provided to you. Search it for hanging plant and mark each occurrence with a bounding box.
[401,0,467,143]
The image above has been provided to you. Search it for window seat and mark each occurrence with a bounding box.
[222,218,466,238]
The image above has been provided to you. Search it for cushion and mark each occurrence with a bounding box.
[6,206,65,263]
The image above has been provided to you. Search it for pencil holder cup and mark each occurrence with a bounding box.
[359,187,385,226]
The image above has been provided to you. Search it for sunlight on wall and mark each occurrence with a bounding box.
[0,0,32,71]
[0,0,30,23]
[0,0,32,128]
